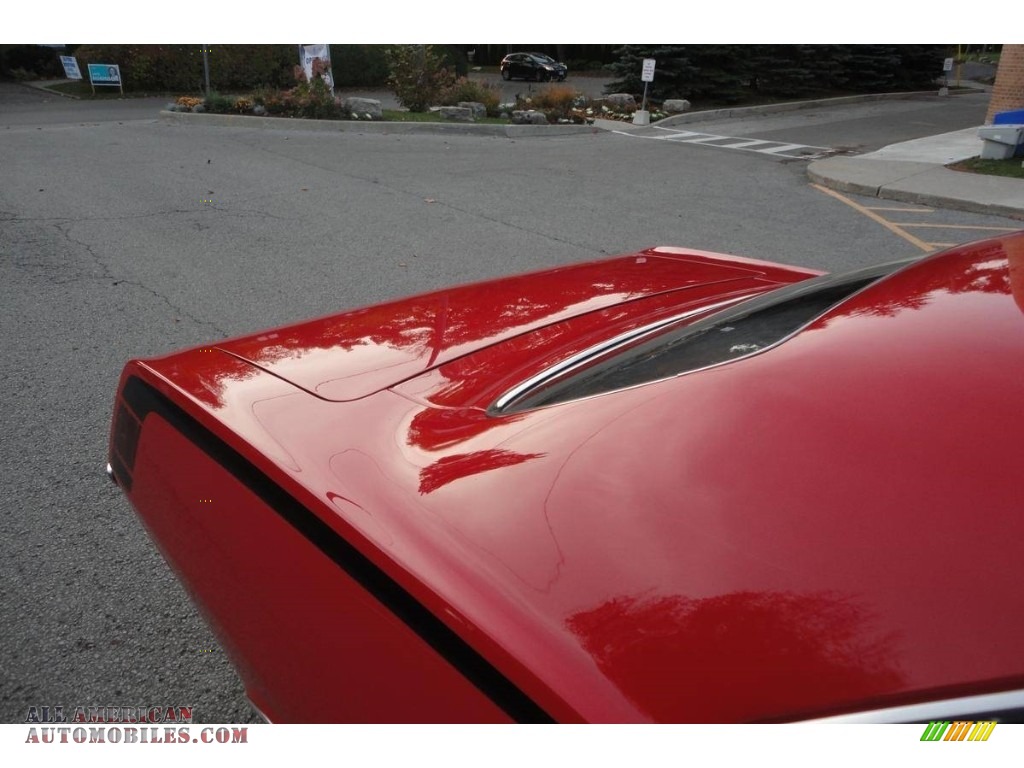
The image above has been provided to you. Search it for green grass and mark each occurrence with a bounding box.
[949,156,1024,180]
[42,81,187,99]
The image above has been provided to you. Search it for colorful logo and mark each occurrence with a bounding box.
[920,721,996,741]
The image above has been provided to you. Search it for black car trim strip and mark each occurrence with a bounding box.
[119,375,556,724]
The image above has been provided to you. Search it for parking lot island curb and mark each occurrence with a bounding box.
[159,110,602,138]
[656,90,977,128]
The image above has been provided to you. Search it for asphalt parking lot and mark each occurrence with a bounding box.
[1,82,1020,723]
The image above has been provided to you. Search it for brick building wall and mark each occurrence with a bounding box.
[986,44,1024,123]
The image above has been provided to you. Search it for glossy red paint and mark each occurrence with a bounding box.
[214,247,820,402]
[110,235,1024,722]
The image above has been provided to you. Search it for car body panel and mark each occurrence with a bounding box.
[213,248,820,403]
[109,234,1024,722]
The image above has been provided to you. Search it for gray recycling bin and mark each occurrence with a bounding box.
[977,124,1024,160]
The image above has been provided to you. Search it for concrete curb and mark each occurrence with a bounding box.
[807,158,1024,221]
[21,80,81,100]
[656,90,980,127]
[159,110,603,138]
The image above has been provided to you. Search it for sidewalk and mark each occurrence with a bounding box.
[808,127,1024,220]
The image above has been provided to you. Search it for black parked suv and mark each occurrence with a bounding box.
[500,52,568,82]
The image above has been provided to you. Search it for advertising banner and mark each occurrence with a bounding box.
[87,63,123,95]
[298,44,334,93]
[88,64,121,85]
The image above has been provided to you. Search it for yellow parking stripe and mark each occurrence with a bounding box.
[811,184,935,253]
[866,206,935,213]
[891,223,1021,231]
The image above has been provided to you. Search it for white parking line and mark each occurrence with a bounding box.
[717,139,774,149]
[613,127,834,159]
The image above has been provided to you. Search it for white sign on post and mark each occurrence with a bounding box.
[641,58,656,83]
[635,58,656,125]
[59,56,82,80]
[943,58,954,72]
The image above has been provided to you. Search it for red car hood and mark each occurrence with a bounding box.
[214,248,818,401]
[134,235,1024,723]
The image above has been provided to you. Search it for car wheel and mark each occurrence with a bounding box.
[501,68,511,81]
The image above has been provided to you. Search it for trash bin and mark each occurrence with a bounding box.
[993,109,1024,125]
[978,124,1024,159]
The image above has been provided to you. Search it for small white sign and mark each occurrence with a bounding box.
[59,56,82,80]
[943,57,954,72]
[641,58,656,83]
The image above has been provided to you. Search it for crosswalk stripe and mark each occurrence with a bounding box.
[758,143,810,154]
[614,127,833,159]
[717,139,774,149]
[675,135,739,144]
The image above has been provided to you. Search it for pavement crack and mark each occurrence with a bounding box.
[0,206,296,225]
[50,221,228,337]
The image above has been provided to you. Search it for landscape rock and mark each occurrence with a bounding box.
[439,106,474,122]
[341,97,382,120]
[511,110,549,125]
[458,101,487,119]
[605,93,637,111]
[663,99,691,114]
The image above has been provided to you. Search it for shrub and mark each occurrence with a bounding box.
[526,85,580,112]
[241,77,342,119]
[514,85,586,122]
[0,45,65,79]
[438,77,501,116]
[75,45,200,92]
[330,45,390,88]
[70,45,296,93]
[385,45,456,112]
[291,77,342,119]
[260,89,295,117]
[203,91,233,113]
[208,45,295,90]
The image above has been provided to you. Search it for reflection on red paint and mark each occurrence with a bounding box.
[566,591,903,723]
[418,449,545,495]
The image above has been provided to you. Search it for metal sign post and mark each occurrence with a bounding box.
[202,45,211,95]
[940,57,954,96]
[633,58,656,126]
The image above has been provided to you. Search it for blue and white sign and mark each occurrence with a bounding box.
[88,63,122,85]
[59,56,82,80]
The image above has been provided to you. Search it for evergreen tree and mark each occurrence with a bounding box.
[604,45,694,100]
